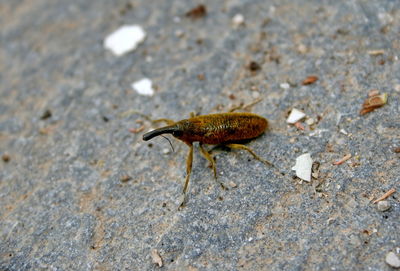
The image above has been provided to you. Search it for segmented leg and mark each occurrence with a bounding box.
[199,143,216,178]
[199,143,226,190]
[180,144,193,208]
[225,143,274,166]
[229,97,263,112]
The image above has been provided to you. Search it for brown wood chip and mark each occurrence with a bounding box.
[332,154,352,165]
[373,188,396,204]
[302,75,318,85]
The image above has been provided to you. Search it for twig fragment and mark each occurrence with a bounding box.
[129,125,145,133]
[302,75,318,85]
[373,188,396,204]
[294,122,305,130]
[332,154,352,165]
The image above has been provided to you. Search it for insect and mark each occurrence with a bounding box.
[143,112,273,207]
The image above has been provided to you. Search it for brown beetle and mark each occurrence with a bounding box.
[143,112,272,206]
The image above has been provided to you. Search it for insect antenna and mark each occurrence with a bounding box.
[161,135,174,152]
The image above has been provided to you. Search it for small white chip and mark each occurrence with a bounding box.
[104,25,146,56]
[132,78,154,96]
[287,108,306,124]
[386,252,400,268]
[232,14,245,27]
[280,82,290,89]
[291,153,313,182]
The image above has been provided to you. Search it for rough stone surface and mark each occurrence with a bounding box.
[1,1,399,270]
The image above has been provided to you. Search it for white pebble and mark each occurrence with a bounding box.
[151,249,163,267]
[132,78,154,96]
[252,91,260,99]
[386,252,400,268]
[309,129,329,137]
[232,14,245,27]
[175,29,184,38]
[378,12,393,24]
[228,181,237,188]
[287,108,306,124]
[297,44,307,54]
[305,118,315,125]
[104,25,146,56]
[377,200,391,212]
[291,153,313,182]
[280,82,290,89]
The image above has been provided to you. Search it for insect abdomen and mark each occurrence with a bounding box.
[178,113,268,144]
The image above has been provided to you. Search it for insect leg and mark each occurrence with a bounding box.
[180,144,193,207]
[199,143,226,190]
[225,143,274,167]
[198,143,216,178]
[228,97,263,112]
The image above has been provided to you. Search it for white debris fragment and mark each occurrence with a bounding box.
[339,129,348,135]
[174,29,184,38]
[232,14,245,27]
[228,181,237,188]
[367,49,385,56]
[309,129,329,137]
[386,252,400,268]
[151,249,163,267]
[132,78,154,96]
[305,118,315,126]
[378,12,393,25]
[104,25,146,56]
[297,43,307,54]
[291,153,313,182]
[336,112,342,126]
[287,108,306,124]
[252,91,260,99]
[377,200,391,212]
[280,82,290,89]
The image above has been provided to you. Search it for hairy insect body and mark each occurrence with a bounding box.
[142,112,271,207]
[174,113,267,145]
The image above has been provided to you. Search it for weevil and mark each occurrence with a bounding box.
[142,112,273,207]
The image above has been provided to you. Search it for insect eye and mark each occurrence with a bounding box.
[172,130,183,137]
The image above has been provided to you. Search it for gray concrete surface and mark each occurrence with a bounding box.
[1,0,399,270]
